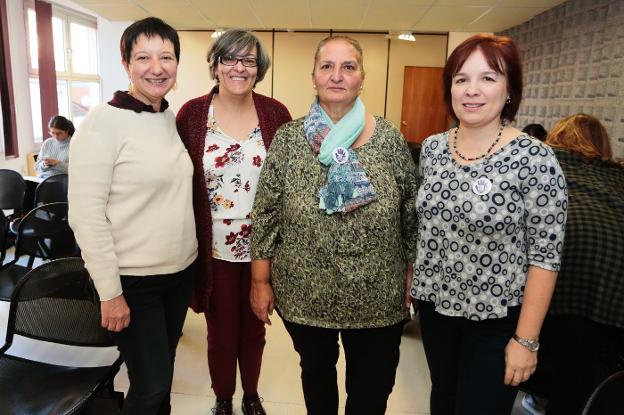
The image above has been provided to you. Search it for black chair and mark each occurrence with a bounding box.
[0,202,79,300]
[582,370,624,415]
[0,169,25,262]
[34,174,68,206]
[0,169,25,211]
[0,211,7,265]
[0,258,123,414]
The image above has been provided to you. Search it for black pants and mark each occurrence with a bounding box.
[419,301,519,415]
[282,319,404,415]
[113,262,195,415]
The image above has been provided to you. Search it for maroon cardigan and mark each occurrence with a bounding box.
[176,86,292,313]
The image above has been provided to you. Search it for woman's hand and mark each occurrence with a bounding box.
[504,337,537,386]
[250,280,274,325]
[43,158,59,167]
[100,294,131,332]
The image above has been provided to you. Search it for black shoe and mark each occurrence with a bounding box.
[242,395,266,415]
[212,399,233,415]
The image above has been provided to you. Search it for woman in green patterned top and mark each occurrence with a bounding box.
[250,35,418,415]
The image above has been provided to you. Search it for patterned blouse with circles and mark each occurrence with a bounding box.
[410,131,568,321]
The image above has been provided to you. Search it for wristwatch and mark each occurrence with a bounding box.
[512,334,540,352]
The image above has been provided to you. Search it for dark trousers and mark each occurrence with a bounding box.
[206,258,266,399]
[419,301,519,415]
[283,319,404,415]
[114,262,195,415]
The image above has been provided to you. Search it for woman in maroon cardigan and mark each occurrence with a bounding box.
[176,29,291,415]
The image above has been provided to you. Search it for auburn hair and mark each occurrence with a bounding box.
[443,34,523,122]
[546,113,613,161]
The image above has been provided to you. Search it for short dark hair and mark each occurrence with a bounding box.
[120,17,180,64]
[48,115,75,137]
[522,123,547,141]
[207,29,270,87]
[443,34,523,123]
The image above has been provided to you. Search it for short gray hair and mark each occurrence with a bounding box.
[207,29,270,87]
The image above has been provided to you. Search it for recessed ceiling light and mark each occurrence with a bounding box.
[398,31,416,41]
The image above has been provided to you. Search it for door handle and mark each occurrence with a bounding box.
[401,121,407,126]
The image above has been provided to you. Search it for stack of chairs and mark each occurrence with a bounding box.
[0,257,123,414]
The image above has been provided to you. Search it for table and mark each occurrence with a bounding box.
[22,175,43,212]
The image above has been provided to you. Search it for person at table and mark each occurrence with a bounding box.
[68,17,197,414]
[409,33,568,415]
[176,28,291,415]
[35,115,74,178]
[250,35,418,415]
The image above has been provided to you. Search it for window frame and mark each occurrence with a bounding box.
[0,0,18,157]
[25,1,100,143]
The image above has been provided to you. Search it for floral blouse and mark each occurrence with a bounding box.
[203,102,266,262]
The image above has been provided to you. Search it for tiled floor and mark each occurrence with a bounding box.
[113,311,531,414]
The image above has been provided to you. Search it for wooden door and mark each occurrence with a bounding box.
[400,66,449,143]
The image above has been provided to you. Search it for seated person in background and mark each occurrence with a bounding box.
[522,123,547,141]
[526,113,624,415]
[35,115,74,178]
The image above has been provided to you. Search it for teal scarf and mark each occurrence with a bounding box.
[304,97,377,214]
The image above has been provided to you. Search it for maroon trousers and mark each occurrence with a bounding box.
[206,258,266,399]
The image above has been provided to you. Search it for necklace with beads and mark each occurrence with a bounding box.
[452,121,506,162]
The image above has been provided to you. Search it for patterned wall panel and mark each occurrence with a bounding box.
[501,0,624,157]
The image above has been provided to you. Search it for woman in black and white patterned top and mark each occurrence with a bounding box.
[410,34,567,415]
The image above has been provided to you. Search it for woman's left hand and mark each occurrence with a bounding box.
[250,280,275,326]
[504,338,537,386]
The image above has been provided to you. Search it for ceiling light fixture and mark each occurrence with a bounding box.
[211,29,225,38]
[398,31,416,42]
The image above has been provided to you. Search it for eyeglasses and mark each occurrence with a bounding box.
[219,55,258,67]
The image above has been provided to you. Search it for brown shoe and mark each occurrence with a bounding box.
[212,399,233,415]
[242,395,266,415]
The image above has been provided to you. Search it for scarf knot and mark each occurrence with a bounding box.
[304,98,377,214]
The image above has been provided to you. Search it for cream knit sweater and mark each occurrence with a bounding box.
[68,103,198,301]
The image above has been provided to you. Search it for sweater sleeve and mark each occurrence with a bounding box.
[250,124,289,259]
[56,159,69,174]
[522,144,568,272]
[390,125,419,264]
[275,101,293,126]
[68,106,123,301]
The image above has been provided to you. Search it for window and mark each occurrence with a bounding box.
[26,4,100,142]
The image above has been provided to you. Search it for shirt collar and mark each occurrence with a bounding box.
[107,90,169,113]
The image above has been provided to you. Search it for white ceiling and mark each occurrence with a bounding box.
[70,0,568,33]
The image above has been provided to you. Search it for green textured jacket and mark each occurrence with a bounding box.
[251,116,418,329]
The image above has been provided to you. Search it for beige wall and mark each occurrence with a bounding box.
[168,31,449,128]
[446,32,486,57]
[272,32,328,119]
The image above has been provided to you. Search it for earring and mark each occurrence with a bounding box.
[128,81,133,94]
[506,96,511,104]
[172,82,177,91]
[312,84,317,89]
